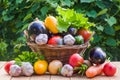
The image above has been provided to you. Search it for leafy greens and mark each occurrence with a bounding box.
[56,6,95,33]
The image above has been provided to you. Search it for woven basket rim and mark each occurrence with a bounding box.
[27,42,89,49]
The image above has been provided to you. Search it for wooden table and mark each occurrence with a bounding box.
[0,61,120,80]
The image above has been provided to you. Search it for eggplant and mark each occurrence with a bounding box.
[89,47,106,65]
[28,20,47,36]
[68,27,77,36]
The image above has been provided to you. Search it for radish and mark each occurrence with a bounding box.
[69,53,84,67]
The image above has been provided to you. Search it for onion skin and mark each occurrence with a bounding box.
[48,60,63,75]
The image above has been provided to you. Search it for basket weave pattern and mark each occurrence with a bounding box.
[27,42,89,64]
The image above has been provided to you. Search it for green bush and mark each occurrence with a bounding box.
[0,0,120,61]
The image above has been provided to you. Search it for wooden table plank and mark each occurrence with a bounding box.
[30,75,50,80]
[0,62,12,80]
[0,62,6,69]
[11,76,30,80]
[51,75,70,80]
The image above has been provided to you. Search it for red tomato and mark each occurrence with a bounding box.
[103,62,117,76]
[69,53,84,67]
[77,29,91,42]
[48,36,63,45]
[4,61,15,74]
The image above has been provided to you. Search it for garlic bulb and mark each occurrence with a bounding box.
[21,62,34,76]
[64,34,75,45]
[61,64,73,77]
[9,64,22,77]
[35,34,48,45]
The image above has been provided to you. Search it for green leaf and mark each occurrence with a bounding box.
[96,25,104,31]
[97,9,108,17]
[106,38,117,46]
[23,13,32,21]
[61,0,73,7]
[3,15,14,21]
[96,1,106,9]
[81,0,95,3]
[86,10,97,18]
[15,51,45,65]
[57,17,70,32]
[114,26,120,31]
[104,26,115,35]
[40,6,49,16]
[17,23,29,33]
[31,3,40,13]
[16,0,23,4]
[93,34,102,43]
[105,17,117,26]
[0,42,8,52]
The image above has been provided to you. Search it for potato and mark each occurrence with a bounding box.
[48,60,63,74]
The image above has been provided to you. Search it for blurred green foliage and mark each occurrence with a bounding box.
[0,0,120,61]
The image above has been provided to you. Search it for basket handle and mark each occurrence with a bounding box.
[79,31,95,56]
[85,31,95,44]
[24,30,35,42]
[24,30,29,41]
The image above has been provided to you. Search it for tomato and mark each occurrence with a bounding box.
[34,60,48,75]
[48,36,63,45]
[77,29,91,42]
[103,62,117,76]
[4,60,15,74]
[69,53,84,67]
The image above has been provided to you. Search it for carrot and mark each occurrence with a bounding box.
[85,63,105,78]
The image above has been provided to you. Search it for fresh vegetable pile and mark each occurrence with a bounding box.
[4,7,117,78]
[25,6,94,45]
[4,47,117,78]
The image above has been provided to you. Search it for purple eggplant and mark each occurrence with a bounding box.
[68,27,77,36]
[89,47,106,65]
[28,21,47,35]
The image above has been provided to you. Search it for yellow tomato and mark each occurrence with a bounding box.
[45,16,58,34]
[34,60,48,75]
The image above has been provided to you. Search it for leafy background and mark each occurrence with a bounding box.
[0,0,120,61]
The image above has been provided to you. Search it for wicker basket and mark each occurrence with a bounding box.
[24,30,92,64]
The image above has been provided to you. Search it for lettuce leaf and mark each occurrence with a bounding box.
[56,6,95,33]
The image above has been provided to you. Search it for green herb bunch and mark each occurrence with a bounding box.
[15,51,44,65]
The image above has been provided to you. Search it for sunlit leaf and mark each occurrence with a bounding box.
[114,26,120,31]
[3,15,14,21]
[81,0,95,3]
[61,0,73,7]
[105,16,117,26]
[96,25,104,31]
[23,13,32,21]
[97,8,108,17]
[16,0,23,4]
